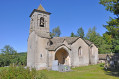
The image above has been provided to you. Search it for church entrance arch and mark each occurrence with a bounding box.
[55,48,70,65]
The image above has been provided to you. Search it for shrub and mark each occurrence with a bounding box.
[0,65,47,79]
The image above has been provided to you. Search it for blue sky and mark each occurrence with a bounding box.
[0,0,114,52]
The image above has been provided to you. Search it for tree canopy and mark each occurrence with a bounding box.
[77,27,84,38]
[100,0,119,53]
[50,26,61,37]
[1,45,17,55]
[70,32,76,37]
[0,45,27,67]
[85,26,111,54]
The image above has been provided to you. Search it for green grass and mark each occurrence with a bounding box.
[0,67,9,71]
[38,64,119,79]
[0,64,118,79]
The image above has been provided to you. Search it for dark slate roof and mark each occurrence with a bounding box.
[47,37,79,51]
[30,9,51,17]
[50,37,79,45]
[47,37,94,51]
[47,43,64,51]
[83,39,93,46]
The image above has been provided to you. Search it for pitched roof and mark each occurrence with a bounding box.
[30,4,51,17]
[47,37,94,51]
[37,4,46,11]
[83,39,93,46]
[99,53,119,60]
[47,43,63,51]
[47,37,79,51]
[50,37,79,45]
[98,54,107,60]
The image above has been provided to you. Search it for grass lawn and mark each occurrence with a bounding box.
[0,64,118,79]
[38,64,119,79]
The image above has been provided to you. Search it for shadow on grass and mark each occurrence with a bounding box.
[103,67,119,77]
[101,53,119,77]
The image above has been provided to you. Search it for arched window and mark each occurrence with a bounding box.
[40,17,44,27]
[78,47,82,56]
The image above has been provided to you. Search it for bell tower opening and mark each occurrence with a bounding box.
[40,17,44,27]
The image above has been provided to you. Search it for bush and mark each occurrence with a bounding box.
[0,65,47,79]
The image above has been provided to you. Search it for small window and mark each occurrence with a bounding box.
[40,17,44,27]
[47,40,53,46]
[40,54,42,58]
[78,47,82,56]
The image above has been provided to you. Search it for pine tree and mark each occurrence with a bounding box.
[99,0,119,53]
[77,27,84,38]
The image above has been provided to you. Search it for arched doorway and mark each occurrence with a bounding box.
[55,48,69,65]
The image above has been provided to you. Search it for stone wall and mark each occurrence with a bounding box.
[71,38,89,67]
[89,44,98,65]
[35,36,49,70]
[27,31,37,68]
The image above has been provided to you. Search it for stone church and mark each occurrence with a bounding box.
[27,4,98,70]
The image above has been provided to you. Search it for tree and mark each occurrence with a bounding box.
[86,27,111,54]
[99,0,119,53]
[0,45,18,66]
[17,52,27,65]
[77,27,84,38]
[0,54,10,67]
[86,27,99,42]
[70,32,77,37]
[99,0,119,17]
[97,37,112,54]
[0,45,27,67]
[50,26,61,37]
[1,45,17,55]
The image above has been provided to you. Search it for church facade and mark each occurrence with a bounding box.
[27,5,98,70]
